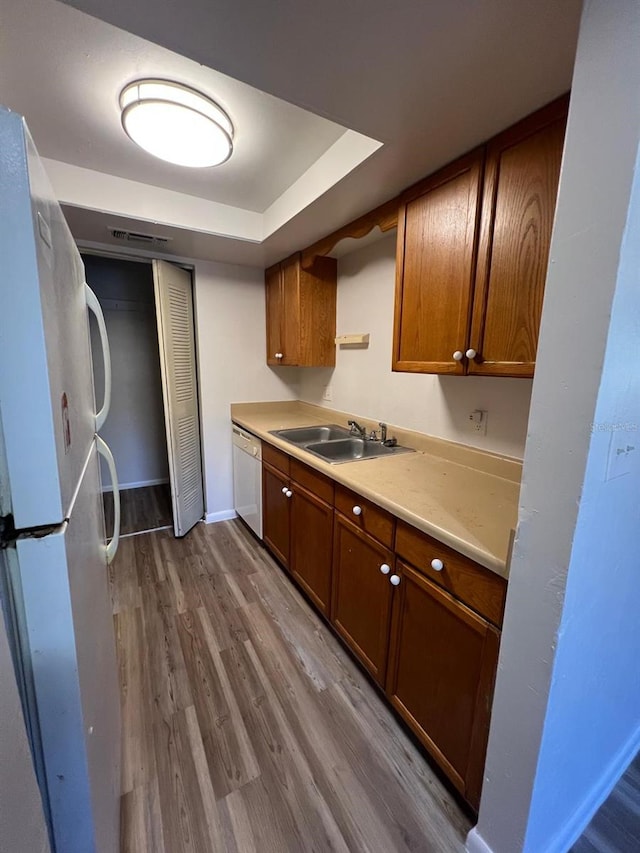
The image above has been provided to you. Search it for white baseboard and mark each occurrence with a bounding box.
[465,827,494,853]
[204,509,237,524]
[545,723,640,852]
[466,724,640,853]
[102,477,169,493]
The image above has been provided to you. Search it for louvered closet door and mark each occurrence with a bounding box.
[152,260,204,537]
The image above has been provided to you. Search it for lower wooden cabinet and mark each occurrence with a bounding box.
[331,513,395,685]
[386,560,500,809]
[262,461,291,568]
[261,444,502,810]
[290,482,334,614]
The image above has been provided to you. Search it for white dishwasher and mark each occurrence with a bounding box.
[232,425,263,539]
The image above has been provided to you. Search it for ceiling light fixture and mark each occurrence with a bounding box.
[119,79,234,168]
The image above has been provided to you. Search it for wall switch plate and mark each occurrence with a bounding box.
[606,434,636,480]
[468,409,488,435]
[322,385,332,402]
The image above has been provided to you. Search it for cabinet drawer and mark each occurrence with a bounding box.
[290,458,334,505]
[334,485,395,549]
[395,521,506,627]
[262,442,290,475]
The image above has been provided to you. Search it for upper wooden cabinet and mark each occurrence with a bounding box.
[392,95,568,378]
[469,97,568,376]
[392,149,484,375]
[265,253,337,367]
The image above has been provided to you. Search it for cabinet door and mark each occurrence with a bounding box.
[386,561,499,808]
[290,482,334,614]
[265,264,283,366]
[469,96,568,377]
[331,514,394,685]
[262,461,290,568]
[392,149,484,375]
[280,255,300,365]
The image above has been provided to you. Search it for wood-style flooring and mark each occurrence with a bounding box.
[109,519,471,853]
[104,484,172,537]
[572,753,640,853]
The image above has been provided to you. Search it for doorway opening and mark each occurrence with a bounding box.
[84,253,204,538]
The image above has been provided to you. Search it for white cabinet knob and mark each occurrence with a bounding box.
[380,563,391,575]
[390,574,401,586]
[285,489,293,498]
[352,506,362,516]
[430,558,444,571]
[281,486,288,494]
[465,348,477,359]
[275,352,283,359]
[452,350,464,361]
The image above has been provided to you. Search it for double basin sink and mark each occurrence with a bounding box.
[270,424,414,464]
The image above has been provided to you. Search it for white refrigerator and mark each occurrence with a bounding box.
[0,107,121,853]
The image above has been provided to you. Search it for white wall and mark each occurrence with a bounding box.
[0,607,50,853]
[193,259,299,520]
[298,234,533,460]
[470,3,640,851]
[85,256,169,490]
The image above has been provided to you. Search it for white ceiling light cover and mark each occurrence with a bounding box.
[120,80,234,168]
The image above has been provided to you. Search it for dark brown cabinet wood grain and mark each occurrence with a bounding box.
[265,253,337,367]
[392,149,484,375]
[262,461,291,569]
[261,441,503,809]
[331,513,395,685]
[392,95,568,378]
[262,456,334,614]
[468,96,568,376]
[386,561,500,809]
[290,481,334,615]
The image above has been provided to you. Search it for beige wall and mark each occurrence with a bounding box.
[0,608,50,853]
[193,259,299,520]
[193,232,534,521]
[298,234,533,459]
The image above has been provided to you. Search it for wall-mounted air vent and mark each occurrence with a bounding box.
[108,227,171,247]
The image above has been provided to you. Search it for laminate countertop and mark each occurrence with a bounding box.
[231,401,522,579]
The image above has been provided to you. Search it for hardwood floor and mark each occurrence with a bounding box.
[104,484,172,537]
[572,753,640,852]
[109,519,471,853]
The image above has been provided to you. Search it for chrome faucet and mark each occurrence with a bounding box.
[348,420,367,438]
[379,422,398,447]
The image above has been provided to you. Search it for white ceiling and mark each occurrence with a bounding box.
[0,0,353,212]
[2,0,583,266]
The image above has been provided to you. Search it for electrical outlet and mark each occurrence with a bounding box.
[322,385,332,402]
[468,409,488,436]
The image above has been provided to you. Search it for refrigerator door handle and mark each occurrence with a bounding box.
[85,283,112,432]
[96,436,120,564]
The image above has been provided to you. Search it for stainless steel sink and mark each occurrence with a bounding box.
[305,437,414,464]
[270,423,414,464]
[270,424,351,445]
